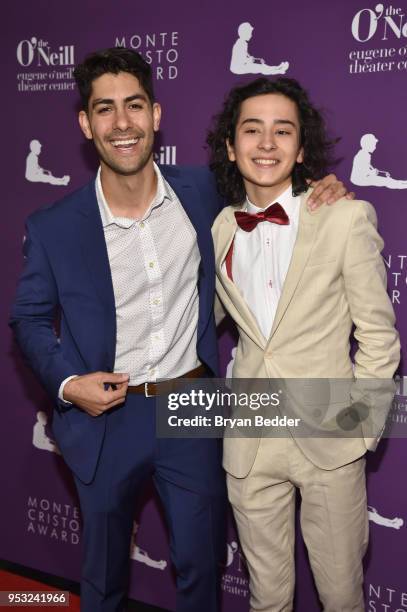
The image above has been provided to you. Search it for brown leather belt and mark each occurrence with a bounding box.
[127,364,207,397]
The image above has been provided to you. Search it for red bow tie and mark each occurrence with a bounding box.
[235,202,289,232]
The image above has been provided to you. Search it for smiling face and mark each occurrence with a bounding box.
[227,93,304,207]
[78,71,161,178]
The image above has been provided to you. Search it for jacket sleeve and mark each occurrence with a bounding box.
[343,201,400,445]
[9,218,77,406]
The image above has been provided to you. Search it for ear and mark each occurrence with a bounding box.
[152,103,161,132]
[226,138,236,162]
[296,146,304,164]
[78,111,93,140]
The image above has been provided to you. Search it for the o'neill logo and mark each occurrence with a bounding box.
[391,379,407,428]
[115,32,179,80]
[351,4,407,42]
[154,145,176,165]
[348,5,407,75]
[17,37,74,67]
[16,37,76,93]
[395,375,407,396]
[350,134,407,189]
[230,22,289,76]
[225,541,240,567]
[221,540,249,599]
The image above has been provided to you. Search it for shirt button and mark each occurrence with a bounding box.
[149,261,155,268]
[153,299,160,305]
[140,222,145,228]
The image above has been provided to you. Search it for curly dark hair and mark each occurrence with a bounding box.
[73,47,155,111]
[207,77,339,204]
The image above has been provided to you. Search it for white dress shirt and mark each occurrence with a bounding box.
[59,163,201,399]
[231,185,300,340]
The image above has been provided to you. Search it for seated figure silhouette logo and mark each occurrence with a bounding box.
[230,22,289,75]
[33,411,61,454]
[130,521,167,570]
[226,346,237,380]
[25,140,70,186]
[368,506,404,530]
[351,134,407,189]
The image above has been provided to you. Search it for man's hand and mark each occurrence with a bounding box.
[63,371,130,417]
[307,174,355,211]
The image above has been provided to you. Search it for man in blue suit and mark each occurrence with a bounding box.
[10,48,348,611]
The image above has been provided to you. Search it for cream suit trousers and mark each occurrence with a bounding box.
[227,437,369,612]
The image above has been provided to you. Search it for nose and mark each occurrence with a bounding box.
[113,107,131,132]
[258,130,276,151]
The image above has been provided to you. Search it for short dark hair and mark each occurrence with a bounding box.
[207,77,338,204]
[73,47,155,110]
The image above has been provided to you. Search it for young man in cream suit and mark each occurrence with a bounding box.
[208,78,400,611]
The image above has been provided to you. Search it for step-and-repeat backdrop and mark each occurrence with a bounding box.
[3,1,406,610]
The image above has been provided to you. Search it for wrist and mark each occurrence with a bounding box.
[59,375,78,404]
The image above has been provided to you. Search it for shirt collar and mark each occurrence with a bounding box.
[246,184,299,219]
[95,162,172,229]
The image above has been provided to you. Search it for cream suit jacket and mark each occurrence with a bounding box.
[212,190,400,477]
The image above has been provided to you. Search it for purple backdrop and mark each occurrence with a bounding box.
[3,1,406,610]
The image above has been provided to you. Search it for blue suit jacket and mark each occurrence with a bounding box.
[10,165,223,483]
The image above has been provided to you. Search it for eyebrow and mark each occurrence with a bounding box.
[240,118,297,128]
[92,93,148,109]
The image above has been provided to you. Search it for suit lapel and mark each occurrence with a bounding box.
[216,207,266,349]
[75,182,116,369]
[267,191,319,343]
[162,168,214,341]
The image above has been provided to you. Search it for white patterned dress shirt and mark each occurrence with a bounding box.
[59,163,201,399]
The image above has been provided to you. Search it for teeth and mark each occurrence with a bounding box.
[254,159,278,166]
[111,138,139,147]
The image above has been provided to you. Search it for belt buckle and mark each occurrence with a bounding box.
[144,382,152,397]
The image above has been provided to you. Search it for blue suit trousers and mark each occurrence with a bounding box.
[73,393,227,612]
